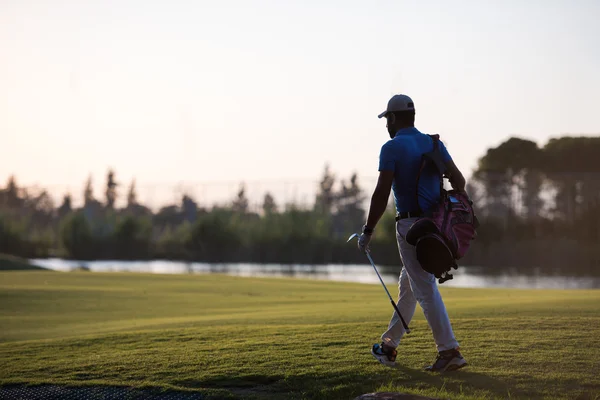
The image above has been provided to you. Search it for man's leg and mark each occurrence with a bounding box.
[394,218,466,371]
[396,218,459,352]
[371,235,418,367]
[380,266,417,348]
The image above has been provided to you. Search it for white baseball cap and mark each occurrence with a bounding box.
[378,94,415,118]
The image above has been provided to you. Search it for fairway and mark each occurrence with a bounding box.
[1,271,599,400]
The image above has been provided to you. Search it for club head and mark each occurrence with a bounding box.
[346,233,359,243]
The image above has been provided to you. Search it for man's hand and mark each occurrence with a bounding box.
[444,159,466,192]
[357,225,373,253]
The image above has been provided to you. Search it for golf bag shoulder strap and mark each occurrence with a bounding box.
[415,134,446,213]
[423,135,447,177]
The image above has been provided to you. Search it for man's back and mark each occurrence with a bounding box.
[378,127,452,213]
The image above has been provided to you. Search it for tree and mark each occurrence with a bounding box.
[124,179,152,217]
[105,169,118,209]
[314,163,336,215]
[543,136,600,220]
[182,194,198,223]
[59,212,94,259]
[127,179,137,207]
[262,192,277,215]
[26,189,55,227]
[84,175,94,207]
[154,205,183,227]
[0,214,25,255]
[334,172,366,237]
[28,190,55,214]
[520,168,544,220]
[232,183,249,214]
[1,175,23,209]
[186,211,241,262]
[113,215,152,259]
[57,194,73,218]
[473,137,542,219]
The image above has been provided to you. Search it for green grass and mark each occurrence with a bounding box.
[0,253,48,271]
[1,271,599,400]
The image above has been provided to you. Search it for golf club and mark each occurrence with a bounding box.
[347,233,411,334]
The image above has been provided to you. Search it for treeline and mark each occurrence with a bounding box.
[1,135,599,274]
[0,166,388,265]
[464,136,600,273]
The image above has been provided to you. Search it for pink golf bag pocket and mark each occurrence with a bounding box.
[406,190,479,283]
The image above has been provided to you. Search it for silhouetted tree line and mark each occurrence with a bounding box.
[1,136,599,274]
[463,136,600,274]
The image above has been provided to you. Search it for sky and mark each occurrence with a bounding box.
[1,0,599,208]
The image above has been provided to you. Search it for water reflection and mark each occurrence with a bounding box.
[30,258,600,290]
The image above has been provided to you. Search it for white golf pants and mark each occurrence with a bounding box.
[380,217,459,352]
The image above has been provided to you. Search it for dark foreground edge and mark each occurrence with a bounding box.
[0,385,204,400]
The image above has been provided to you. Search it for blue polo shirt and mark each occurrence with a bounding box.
[378,127,452,213]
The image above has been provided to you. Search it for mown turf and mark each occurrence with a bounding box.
[1,271,599,400]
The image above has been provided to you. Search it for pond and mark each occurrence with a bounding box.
[30,258,600,290]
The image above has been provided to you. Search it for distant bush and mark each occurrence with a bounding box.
[0,253,47,271]
[59,212,94,260]
[185,210,242,262]
[0,214,27,257]
[113,215,152,259]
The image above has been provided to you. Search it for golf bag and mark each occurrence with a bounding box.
[405,135,479,283]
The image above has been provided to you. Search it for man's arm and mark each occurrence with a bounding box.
[364,170,394,231]
[438,139,466,192]
[444,159,466,192]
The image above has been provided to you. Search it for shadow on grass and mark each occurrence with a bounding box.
[174,374,285,389]
[391,366,518,398]
[171,365,578,400]
[384,366,599,400]
[12,368,593,400]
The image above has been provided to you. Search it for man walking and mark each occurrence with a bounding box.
[358,94,467,372]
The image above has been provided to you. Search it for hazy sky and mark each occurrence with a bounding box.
[2,0,599,207]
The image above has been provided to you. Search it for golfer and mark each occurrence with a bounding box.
[358,94,467,372]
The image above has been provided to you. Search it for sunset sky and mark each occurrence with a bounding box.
[2,0,599,208]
